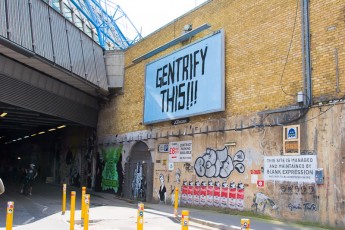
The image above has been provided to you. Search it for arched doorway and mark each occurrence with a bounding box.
[124,142,154,202]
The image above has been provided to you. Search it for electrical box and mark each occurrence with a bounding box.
[297,91,304,103]
[315,168,324,185]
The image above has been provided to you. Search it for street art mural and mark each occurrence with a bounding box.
[251,192,278,213]
[60,149,81,187]
[132,162,146,200]
[100,146,123,193]
[156,173,167,203]
[194,148,245,178]
[175,168,181,184]
[220,181,228,208]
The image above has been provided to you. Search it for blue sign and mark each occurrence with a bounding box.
[287,127,297,139]
[143,30,225,124]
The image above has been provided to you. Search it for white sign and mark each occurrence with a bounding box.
[143,30,225,124]
[168,163,174,171]
[264,155,317,183]
[169,140,192,162]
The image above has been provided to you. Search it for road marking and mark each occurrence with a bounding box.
[23,217,35,224]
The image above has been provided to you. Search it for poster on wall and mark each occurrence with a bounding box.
[143,30,225,124]
[169,140,192,162]
[100,146,122,193]
[264,155,317,183]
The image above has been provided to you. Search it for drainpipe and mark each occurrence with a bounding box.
[301,0,312,106]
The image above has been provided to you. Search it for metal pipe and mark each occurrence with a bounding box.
[300,0,306,105]
[303,0,312,106]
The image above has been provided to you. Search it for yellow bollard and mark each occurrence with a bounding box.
[70,191,76,230]
[241,218,250,230]
[81,186,86,219]
[62,184,67,215]
[6,201,14,230]
[181,210,189,230]
[84,194,90,230]
[137,202,144,230]
[174,187,179,217]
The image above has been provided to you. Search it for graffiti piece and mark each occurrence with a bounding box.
[214,181,221,207]
[181,181,188,205]
[206,181,214,206]
[155,173,167,204]
[187,181,194,205]
[252,192,278,213]
[228,182,236,209]
[101,146,122,193]
[303,202,317,211]
[200,181,207,206]
[220,181,228,208]
[236,182,245,211]
[194,181,200,205]
[131,162,146,200]
[194,148,245,178]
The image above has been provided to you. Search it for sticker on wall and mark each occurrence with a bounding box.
[206,180,214,207]
[236,182,245,211]
[213,181,221,207]
[228,182,236,209]
[194,181,201,205]
[187,181,194,205]
[200,181,207,206]
[181,181,188,205]
[220,181,229,208]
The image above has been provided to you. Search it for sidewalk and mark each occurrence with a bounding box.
[90,191,324,230]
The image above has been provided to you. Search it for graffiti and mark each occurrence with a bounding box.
[101,146,122,193]
[155,173,167,203]
[280,184,315,195]
[288,203,302,211]
[194,148,245,178]
[175,168,181,184]
[132,162,146,200]
[300,150,316,155]
[303,202,317,211]
[252,192,278,213]
[288,202,317,211]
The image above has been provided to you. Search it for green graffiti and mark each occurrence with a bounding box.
[100,146,122,193]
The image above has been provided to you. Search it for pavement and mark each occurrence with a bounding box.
[88,190,326,230]
[2,182,329,230]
